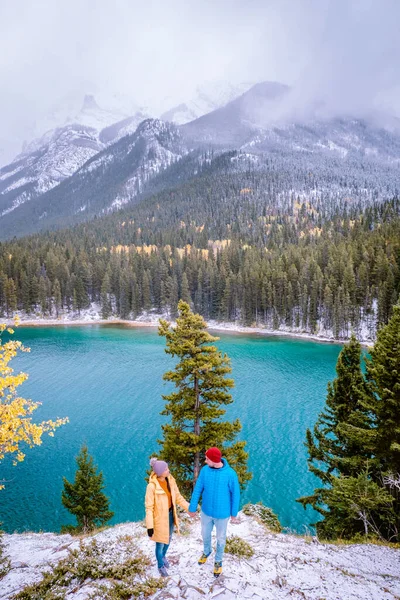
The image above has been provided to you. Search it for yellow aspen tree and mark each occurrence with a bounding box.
[0,317,68,488]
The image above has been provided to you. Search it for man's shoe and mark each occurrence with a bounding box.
[163,557,170,568]
[198,552,210,565]
[158,565,169,577]
[214,561,223,577]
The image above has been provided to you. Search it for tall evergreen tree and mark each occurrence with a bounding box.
[362,304,400,538]
[61,445,114,533]
[364,304,400,476]
[100,272,112,319]
[158,300,251,495]
[298,335,373,538]
[53,279,62,318]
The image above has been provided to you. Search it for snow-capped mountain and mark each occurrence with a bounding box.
[0,94,152,224]
[27,93,145,147]
[161,80,254,124]
[0,124,103,219]
[181,81,290,146]
[241,116,400,162]
[99,112,149,144]
[0,119,185,238]
[1,80,400,240]
[182,81,400,164]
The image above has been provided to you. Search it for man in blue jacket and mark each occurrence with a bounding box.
[189,446,240,577]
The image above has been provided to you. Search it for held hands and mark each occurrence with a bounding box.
[188,511,198,518]
[230,516,240,524]
[147,528,154,537]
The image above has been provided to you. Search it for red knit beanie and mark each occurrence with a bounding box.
[206,447,222,463]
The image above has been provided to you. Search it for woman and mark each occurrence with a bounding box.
[145,457,189,577]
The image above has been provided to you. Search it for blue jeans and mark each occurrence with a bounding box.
[201,510,230,563]
[155,509,174,568]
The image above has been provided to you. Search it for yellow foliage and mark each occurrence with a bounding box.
[111,245,130,254]
[208,240,231,252]
[0,319,68,488]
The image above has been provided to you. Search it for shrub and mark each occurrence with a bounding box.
[13,537,165,600]
[242,502,282,532]
[224,535,254,558]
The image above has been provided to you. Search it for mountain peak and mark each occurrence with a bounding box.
[81,94,100,112]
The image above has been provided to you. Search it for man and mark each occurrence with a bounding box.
[188,446,240,577]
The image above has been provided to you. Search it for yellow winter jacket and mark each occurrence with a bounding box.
[145,472,189,544]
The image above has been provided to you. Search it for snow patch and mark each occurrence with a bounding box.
[1,513,399,600]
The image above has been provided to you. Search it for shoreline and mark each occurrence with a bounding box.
[5,314,373,346]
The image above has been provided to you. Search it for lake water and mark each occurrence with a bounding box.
[0,325,342,534]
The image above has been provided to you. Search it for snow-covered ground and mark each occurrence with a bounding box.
[2,513,399,599]
[6,304,375,346]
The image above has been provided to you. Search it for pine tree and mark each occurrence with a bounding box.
[20,271,31,314]
[298,335,373,538]
[142,270,152,312]
[362,304,400,538]
[53,279,62,318]
[4,278,17,317]
[62,445,114,533]
[322,468,395,540]
[158,300,251,495]
[180,272,192,306]
[38,275,48,315]
[100,272,112,319]
[365,304,400,476]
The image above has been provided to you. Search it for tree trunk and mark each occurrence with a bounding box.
[193,375,200,484]
[83,516,89,534]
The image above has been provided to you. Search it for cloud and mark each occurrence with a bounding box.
[0,0,399,164]
[291,0,400,118]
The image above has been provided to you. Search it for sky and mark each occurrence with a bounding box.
[0,0,399,164]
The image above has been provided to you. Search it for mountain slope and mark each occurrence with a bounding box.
[1,81,400,241]
[181,81,289,146]
[0,124,103,220]
[0,119,185,238]
[161,80,255,124]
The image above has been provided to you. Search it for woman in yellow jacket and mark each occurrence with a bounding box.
[145,457,189,577]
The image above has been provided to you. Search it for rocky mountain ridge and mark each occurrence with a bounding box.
[1,81,400,240]
[0,118,186,238]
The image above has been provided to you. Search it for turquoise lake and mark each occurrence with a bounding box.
[0,325,343,534]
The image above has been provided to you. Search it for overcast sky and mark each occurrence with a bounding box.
[1,0,399,163]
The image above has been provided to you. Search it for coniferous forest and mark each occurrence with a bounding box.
[0,153,399,338]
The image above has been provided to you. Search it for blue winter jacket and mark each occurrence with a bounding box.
[188,458,240,519]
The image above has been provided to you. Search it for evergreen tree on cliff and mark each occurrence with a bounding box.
[62,445,114,533]
[362,304,400,538]
[300,307,400,541]
[158,300,251,495]
[298,335,374,538]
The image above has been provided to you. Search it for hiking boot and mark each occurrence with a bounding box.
[158,565,169,577]
[214,561,223,577]
[163,557,170,568]
[198,552,211,565]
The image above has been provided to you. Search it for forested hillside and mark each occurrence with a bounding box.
[0,151,399,339]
